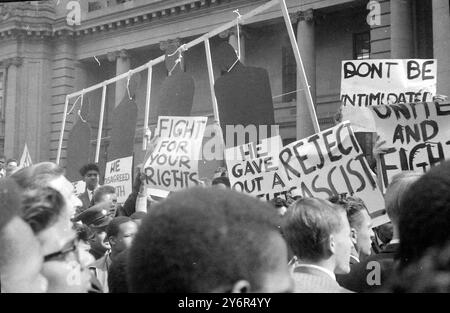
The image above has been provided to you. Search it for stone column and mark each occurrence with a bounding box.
[2,57,23,159]
[108,49,131,107]
[294,9,316,140]
[390,0,414,58]
[219,26,246,64]
[433,0,450,97]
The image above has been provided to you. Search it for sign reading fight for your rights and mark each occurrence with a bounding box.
[143,116,207,192]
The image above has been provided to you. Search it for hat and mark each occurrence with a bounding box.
[72,202,112,228]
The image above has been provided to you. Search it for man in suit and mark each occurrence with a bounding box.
[283,198,353,293]
[78,163,100,213]
[337,171,422,292]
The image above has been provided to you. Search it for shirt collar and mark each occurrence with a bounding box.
[350,254,360,263]
[389,239,400,244]
[295,263,336,281]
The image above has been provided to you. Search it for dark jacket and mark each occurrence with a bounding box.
[337,243,400,293]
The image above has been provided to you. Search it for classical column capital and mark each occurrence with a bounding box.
[0,56,23,68]
[106,50,119,62]
[219,25,246,39]
[118,49,129,59]
[107,49,130,62]
[295,9,314,23]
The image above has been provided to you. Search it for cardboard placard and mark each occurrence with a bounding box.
[341,59,436,107]
[343,102,450,191]
[143,116,207,192]
[104,156,133,204]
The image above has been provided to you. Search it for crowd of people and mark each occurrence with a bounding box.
[1,154,450,293]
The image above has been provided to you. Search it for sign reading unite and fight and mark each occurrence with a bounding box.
[143,116,207,192]
[341,59,436,106]
[343,102,450,190]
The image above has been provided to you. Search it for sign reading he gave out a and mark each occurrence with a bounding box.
[341,59,436,106]
[226,122,387,227]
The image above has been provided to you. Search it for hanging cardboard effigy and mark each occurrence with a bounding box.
[156,45,194,117]
[143,116,208,192]
[213,42,275,147]
[340,59,436,107]
[108,74,140,161]
[66,97,92,182]
[341,102,450,191]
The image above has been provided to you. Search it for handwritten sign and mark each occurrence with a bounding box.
[224,123,388,227]
[225,136,287,200]
[341,59,436,106]
[343,102,450,190]
[72,180,86,197]
[104,156,133,204]
[143,116,207,192]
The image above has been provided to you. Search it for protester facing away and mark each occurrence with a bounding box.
[90,217,137,293]
[397,161,450,270]
[130,211,146,228]
[334,171,422,293]
[128,187,294,293]
[283,198,353,293]
[0,178,48,293]
[78,163,100,213]
[21,186,93,293]
[108,249,130,293]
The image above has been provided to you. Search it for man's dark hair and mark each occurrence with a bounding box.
[329,195,368,230]
[10,162,65,191]
[79,163,100,177]
[128,187,282,293]
[283,198,346,262]
[106,216,133,238]
[93,185,116,204]
[130,211,146,220]
[211,176,230,188]
[108,249,129,293]
[21,187,66,234]
[384,171,422,224]
[385,241,450,292]
[398,161,450,269]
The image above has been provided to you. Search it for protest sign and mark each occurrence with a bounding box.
[278,122,387,227]
[341,59,436,107]
[343,102,450,191]
[104,156,133,204]
[143,116,207,192]
[225,135,288,200]
[72,180,86,196]
[225,123,387,227]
